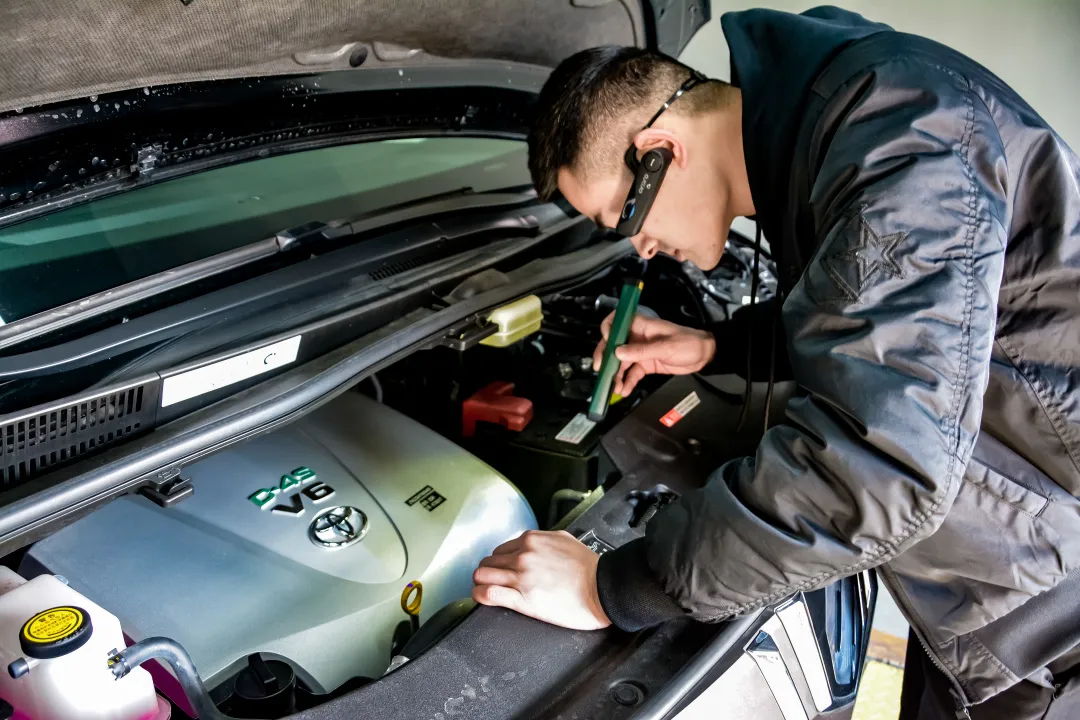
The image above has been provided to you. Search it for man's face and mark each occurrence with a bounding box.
[557,153,730,270]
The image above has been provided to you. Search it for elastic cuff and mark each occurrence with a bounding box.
[596,538,683,631]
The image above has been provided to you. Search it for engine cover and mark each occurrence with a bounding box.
[23,392,537,693]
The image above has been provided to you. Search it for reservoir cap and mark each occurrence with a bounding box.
[20,606,93,659]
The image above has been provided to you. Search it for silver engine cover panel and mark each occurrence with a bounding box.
[25,391,537,692]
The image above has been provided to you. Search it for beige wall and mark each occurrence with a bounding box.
[679,1,1080,150]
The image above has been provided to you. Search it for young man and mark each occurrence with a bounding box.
[471,7,1080,719]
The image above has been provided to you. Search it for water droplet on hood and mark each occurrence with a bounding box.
[90,95,98,102]
[143,87,150,95]
[14,108,23,114]
[48,162,59,172]
[398,69,404,76]
[114,103,120,110]
[76,109,83,118]
[93,104,100,112]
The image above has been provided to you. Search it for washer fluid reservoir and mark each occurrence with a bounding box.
[0,570,165,720]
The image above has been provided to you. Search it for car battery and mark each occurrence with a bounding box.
[464,386,635,528]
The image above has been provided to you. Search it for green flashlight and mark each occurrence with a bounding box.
[588,278,644,422]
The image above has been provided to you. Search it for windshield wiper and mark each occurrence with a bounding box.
[0,188,538,354]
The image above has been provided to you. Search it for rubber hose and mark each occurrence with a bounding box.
[110,637,244,720]
[547,488,588,529]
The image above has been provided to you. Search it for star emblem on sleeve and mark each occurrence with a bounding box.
[823,212,906,302]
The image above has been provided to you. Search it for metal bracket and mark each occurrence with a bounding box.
[139,469,194,508]
[134,144,163,181]
[441,316,498,352]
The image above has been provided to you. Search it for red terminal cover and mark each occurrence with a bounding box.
[462,381,533,438]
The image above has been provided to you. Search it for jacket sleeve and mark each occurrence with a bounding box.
[597,61,1009,629]
[700,299,794,382]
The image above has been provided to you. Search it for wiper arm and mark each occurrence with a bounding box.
[0,188,538,353]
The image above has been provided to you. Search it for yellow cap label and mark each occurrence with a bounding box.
[23,607,85,644]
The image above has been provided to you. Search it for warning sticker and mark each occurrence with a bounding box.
[556,413,597,445]
[23,607,84,643]
[660,391,701,428]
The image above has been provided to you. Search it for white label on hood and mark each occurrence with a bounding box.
[161,335,302,407]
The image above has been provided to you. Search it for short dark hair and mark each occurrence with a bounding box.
[527,46,730,201]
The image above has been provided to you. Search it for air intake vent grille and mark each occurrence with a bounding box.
[0,380,159,488]
[369,257,424,281]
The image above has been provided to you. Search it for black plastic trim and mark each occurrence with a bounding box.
[631,610,765,720]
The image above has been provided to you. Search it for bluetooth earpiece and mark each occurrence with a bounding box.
[616,147,673,237]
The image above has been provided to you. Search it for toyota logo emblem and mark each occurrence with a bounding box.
[308,506,368,549]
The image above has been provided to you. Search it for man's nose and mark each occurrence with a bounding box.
[632,234,659,259]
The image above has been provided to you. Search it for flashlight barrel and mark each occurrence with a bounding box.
[588,279,643,421]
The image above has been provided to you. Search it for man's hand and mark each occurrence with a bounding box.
[472,530,612,631]
[593,313,716,396]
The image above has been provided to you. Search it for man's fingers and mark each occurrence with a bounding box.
[599,312,615,340]
[592,340,606,372]
[629,313,659,335]
[613,356,629,388]
[491,535,525,555]
[479,552,521,570]
[473,566,518,588]
[472,584,526,613]
[615,338,674,365]
[621,364,647,396]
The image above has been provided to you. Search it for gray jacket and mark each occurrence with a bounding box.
[596,7,1080,708]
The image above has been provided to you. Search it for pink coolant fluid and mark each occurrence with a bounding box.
[148,696,173,719]
[8,695,169,720]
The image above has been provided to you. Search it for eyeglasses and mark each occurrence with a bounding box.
[615,69,709,238]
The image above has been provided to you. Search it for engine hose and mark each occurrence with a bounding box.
[109,637,246,720]
[547,488,588,529]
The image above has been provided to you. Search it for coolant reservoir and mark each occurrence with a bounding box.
[480,295,543,347]
[0,573,163,720]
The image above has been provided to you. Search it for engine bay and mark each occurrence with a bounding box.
[0,246,779,719]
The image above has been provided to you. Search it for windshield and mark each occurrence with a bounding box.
[0,137,528,325]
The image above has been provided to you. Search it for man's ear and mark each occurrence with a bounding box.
[631,128,688,169]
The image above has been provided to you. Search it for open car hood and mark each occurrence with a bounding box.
[1,0,708,114]
[0,0,709,229]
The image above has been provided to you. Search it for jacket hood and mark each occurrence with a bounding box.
[721,7,891,243]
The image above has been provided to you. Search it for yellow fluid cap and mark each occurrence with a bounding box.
[20,606,93,659]
[480,295,542,348]
[401,581,423,617]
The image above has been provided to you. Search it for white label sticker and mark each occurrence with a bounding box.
[555,413,597,445]
[660,391,701,428]
[161,335,302,407]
